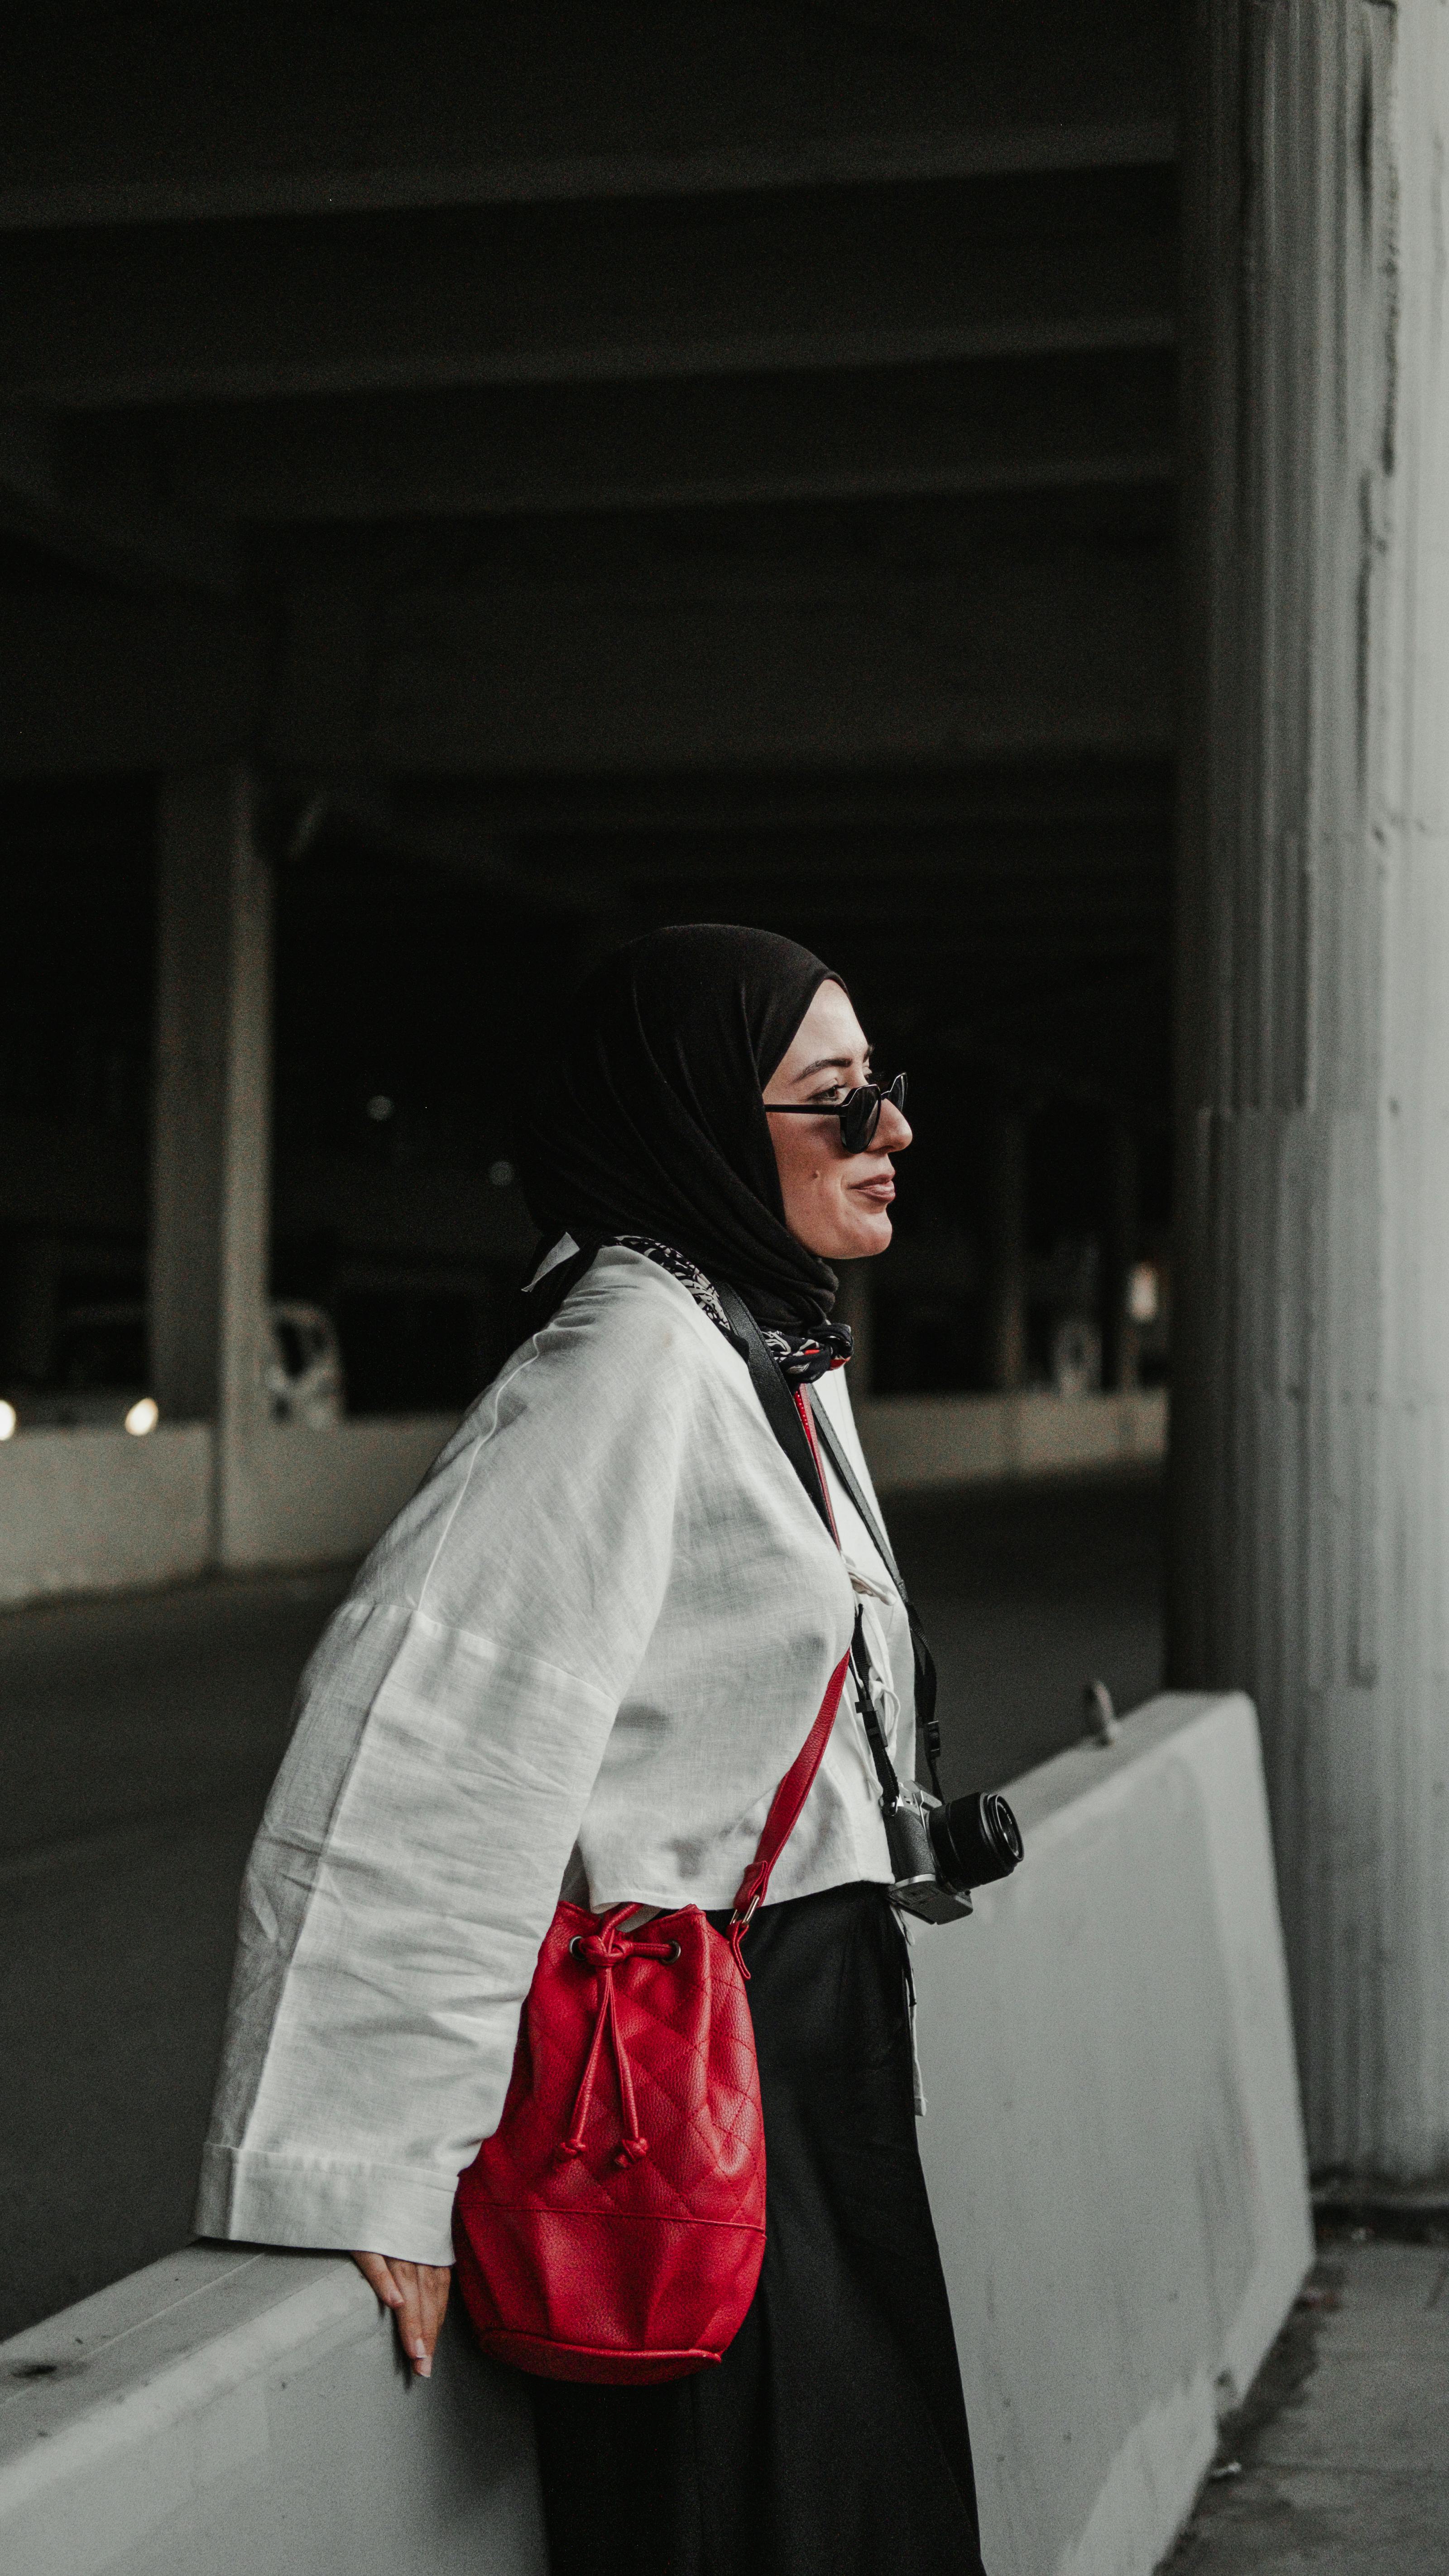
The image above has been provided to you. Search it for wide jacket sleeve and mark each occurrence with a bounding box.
[195,1281,693,2265]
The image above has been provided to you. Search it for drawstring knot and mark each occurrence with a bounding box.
[561,1917,679,2166]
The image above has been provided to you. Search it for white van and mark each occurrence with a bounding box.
[264,1301,346,1426]
[0,1300,346,1434]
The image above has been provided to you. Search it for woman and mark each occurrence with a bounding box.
[198,923,986,2576]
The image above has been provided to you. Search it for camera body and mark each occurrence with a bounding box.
[883,1781,975,1922]
[837,1578,1023,1925]
[882,1780,1025,1924]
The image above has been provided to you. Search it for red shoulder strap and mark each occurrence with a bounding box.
[728,1392,852,1955]
[728,1646,852,1949]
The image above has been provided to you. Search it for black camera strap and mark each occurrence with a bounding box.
[847,1604,911,1816]
[713,1280,939,1808]
[805,1390,945,1803]
[713,1282,836,1538]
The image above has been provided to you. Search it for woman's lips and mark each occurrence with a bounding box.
[852,1175,896,1204]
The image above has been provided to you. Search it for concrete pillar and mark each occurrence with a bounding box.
[1173,1,1449,2175]
[150,770,273,1492]
[983,1109,1028,1394]
[1102,1122,1139,1396]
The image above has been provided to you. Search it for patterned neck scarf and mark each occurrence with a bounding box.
[613,1237,853,1385]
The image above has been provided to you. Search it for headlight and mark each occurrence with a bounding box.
[1127,1262,1160,1325]
[124,1396,159,1436]
[0,1399,16,1440]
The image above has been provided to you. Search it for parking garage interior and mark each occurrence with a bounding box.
[11,16,1449,2573]
[0,6,1181,1397]
[0,5,1182,2333]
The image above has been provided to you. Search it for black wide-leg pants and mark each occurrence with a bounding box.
[530,1882,988,2576]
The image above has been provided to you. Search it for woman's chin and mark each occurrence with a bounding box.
[840,1207,894,1259]
[791,1207,894,1261]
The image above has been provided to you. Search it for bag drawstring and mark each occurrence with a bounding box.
[726,1890,759,1981]
[561,1918,680,2166]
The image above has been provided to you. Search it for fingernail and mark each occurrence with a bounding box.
[411,2337,428,2360]
[384,2288,403,2307]
[415,2355,432,2379]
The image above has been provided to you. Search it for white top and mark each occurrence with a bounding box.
[196,1244,915,2266]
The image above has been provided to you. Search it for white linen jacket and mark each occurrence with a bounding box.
[196,1243,916,2266]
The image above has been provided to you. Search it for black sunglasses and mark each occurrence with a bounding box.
[764,1072,908,1155]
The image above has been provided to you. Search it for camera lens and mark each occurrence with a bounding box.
[928,1789,1024,1893]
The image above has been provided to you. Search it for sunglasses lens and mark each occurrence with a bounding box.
[841,1091,879,1153]
[838,1075,906,1153]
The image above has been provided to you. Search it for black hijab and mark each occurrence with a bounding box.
[516,923,845,1328]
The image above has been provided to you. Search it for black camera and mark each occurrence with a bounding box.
[847,1611,1024,1922]
[741,1369,1027,1927]
[881,1778,1024,1923]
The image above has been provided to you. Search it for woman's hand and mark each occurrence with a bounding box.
[351,2251,452,2378]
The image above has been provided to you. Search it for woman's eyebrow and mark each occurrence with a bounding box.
[793,1045,873,1081]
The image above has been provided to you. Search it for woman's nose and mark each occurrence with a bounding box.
[875,1100,912,1151]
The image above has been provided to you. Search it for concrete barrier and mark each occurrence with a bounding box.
[855,1385,1167,1494]
[0,1415,457,1607]
[0,1425,212,1606]
[0,1395,1165,1608]
[914,1690,1312,2575]
[0,1689,1309,2576]
[0,2251,544,2576]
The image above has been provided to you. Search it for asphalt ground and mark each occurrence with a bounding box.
[1161,2230,1449,2572]
[0,1468,1164,2339]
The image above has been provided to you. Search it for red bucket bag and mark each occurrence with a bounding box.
[452,1640,849,2385]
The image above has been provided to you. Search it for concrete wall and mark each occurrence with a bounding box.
[856,1384,1167,1493]
[0,1395,1165,1609]
[0,1425,212,1606]
[0,1416,456,1607]
[0,1691,1310,2576]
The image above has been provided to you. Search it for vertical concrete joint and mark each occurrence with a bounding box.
[150,768,273,1456]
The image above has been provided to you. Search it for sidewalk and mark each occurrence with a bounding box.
[1164,2230,1449,2571]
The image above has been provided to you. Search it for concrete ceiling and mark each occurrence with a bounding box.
[0,2,1179,1108]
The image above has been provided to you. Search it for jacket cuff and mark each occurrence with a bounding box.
[195,2144,458,2268]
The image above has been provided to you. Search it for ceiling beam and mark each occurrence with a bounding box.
[274,542,1177,775]
[0,410,236,594]
[759,926,1169,962]
[79,352,1175,525]
[646,877,1171,922]
[0,5,1176,229]
[247,478,1172,584]
[312,796,1171,914]
[573,858,1172,904]
[0,170,1176,408]
[589,856,1171,916]
[0,531,1174,779]
[0,596,268,776]
[386,761,1176,836]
